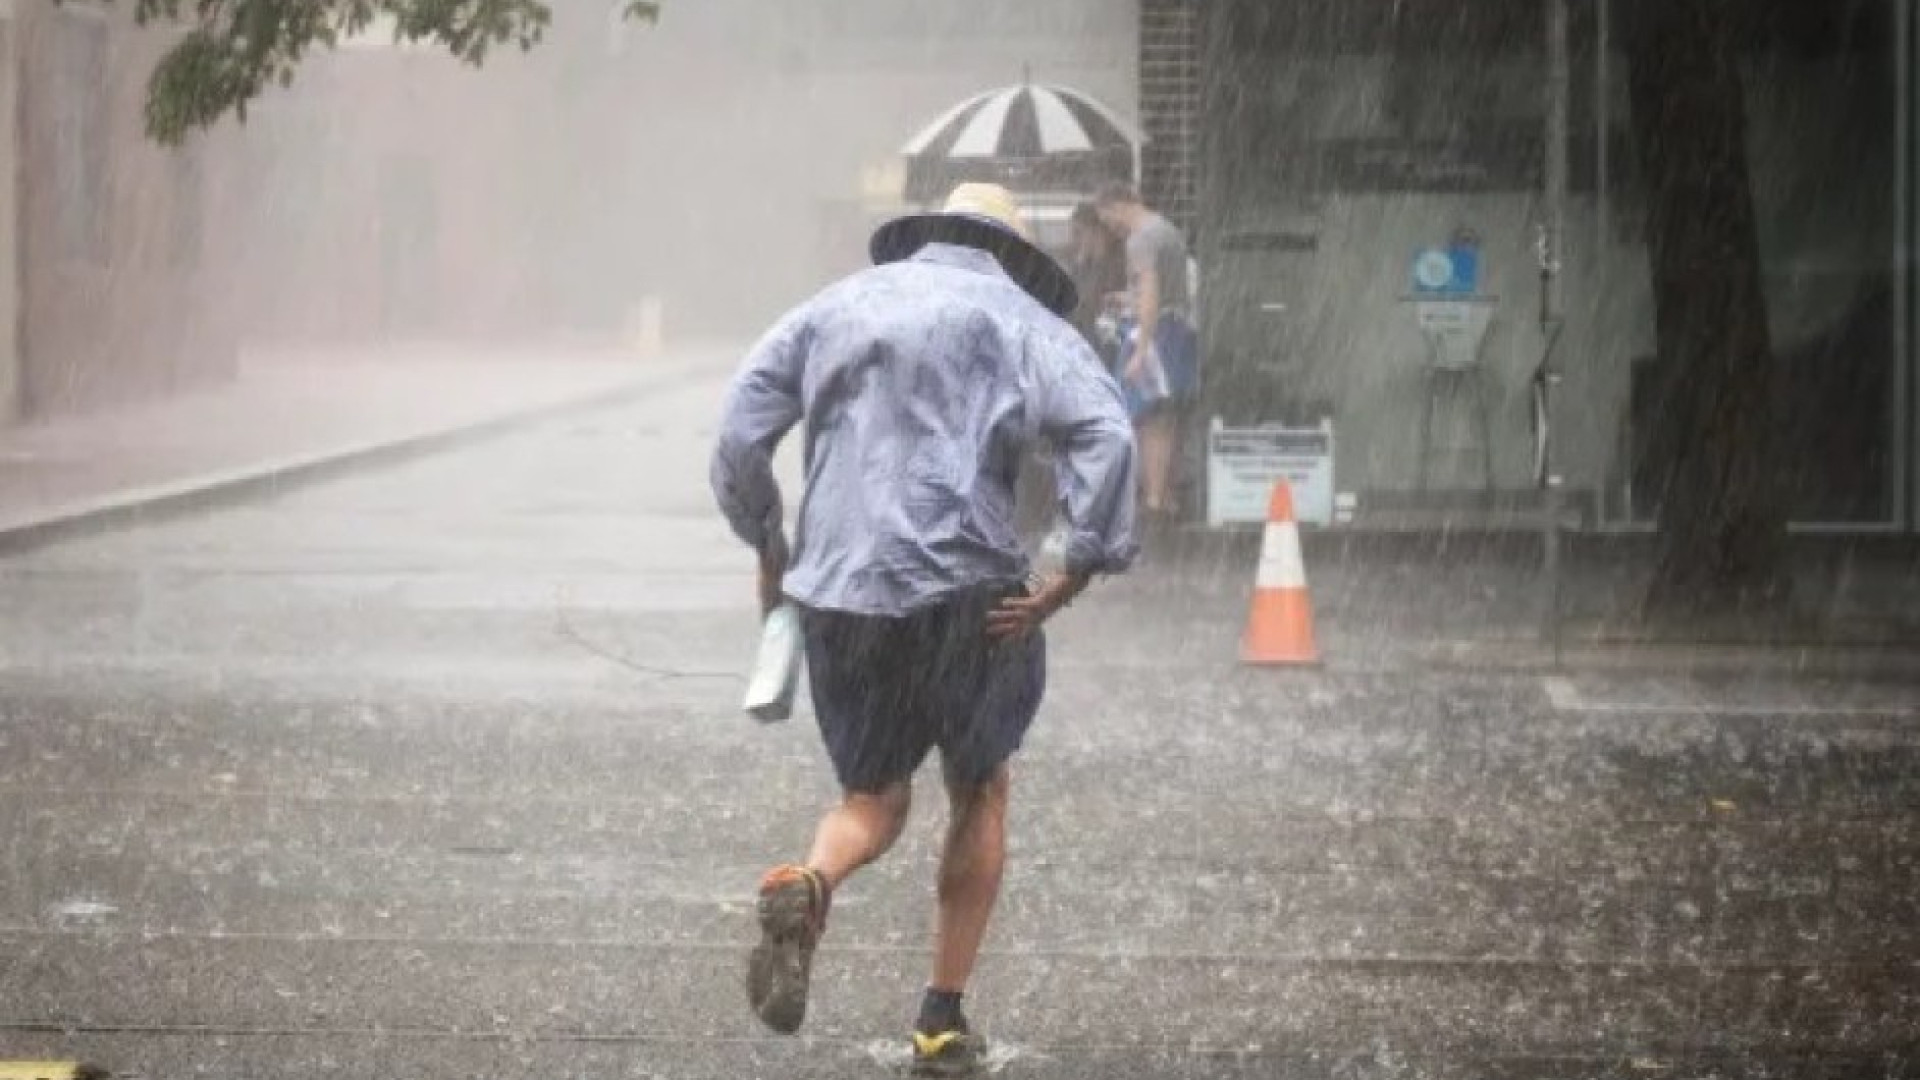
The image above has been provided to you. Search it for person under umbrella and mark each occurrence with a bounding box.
[1066,200,1128,354]
[1097,182,1199,522]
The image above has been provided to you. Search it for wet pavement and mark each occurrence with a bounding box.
[0,348,681,549]
[1,363,1916,1078]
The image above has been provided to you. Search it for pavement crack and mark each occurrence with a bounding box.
[552,597,740,684]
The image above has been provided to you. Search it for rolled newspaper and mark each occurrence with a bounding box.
[743,602,802,722]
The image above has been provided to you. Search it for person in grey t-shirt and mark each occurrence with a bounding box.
[1096,182,1199,520]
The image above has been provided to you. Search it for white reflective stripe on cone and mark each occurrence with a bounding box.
[1255,523,1307,590]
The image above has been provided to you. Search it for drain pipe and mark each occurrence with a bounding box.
[1541,0,1571,661]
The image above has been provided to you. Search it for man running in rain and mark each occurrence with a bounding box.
[710,182,1138,1074]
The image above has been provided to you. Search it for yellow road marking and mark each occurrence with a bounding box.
[0,1065,94,1080]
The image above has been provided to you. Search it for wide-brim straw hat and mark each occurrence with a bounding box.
[870,182,1078,317]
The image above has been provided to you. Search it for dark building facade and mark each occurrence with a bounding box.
[1142,0,1918,534]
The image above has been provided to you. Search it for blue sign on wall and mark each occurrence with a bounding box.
[1409,245,1481,296]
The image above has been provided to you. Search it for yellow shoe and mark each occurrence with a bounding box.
[910,1025,986,1077]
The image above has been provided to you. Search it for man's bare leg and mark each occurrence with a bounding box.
[930,765,1011,991]
[807,782,913,889]
[749,782,913,1035]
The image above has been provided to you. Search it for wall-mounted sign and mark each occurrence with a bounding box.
[1403,295,1498,372]
[1409,244,1480,296]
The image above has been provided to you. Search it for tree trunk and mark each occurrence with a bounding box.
[1621,0,1790,622]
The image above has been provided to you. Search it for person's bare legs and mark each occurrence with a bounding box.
[930,765,1011,991]
[807,782,913,889]
[750,783,912,1035]
[1138,411,1178,514]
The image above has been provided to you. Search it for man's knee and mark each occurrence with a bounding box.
[939,769,1007,896]
[845,781,913,832]
[944,764,1010,825]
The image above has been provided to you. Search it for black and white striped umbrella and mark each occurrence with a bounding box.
[900,82,1144,203]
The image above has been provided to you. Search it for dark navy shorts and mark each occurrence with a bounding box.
[801,584,1047,793]
[1114,313,1200,421]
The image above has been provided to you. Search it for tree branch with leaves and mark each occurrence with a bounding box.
[61,0,659,144]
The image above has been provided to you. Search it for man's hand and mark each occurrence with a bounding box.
[1123,349,1148,385]
[757,534,790,616]
[986,573,1090,641]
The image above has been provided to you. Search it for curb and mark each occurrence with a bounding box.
[0,365,692,557]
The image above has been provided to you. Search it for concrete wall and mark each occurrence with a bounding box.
[16,3,238,419]
[212,49,565,347]
[0,2,19,428]
[580,0,1140,338]
[217,1,1140,351]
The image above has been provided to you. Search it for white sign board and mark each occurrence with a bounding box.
[1206,418,1336,527]
[1405,296,1497,372]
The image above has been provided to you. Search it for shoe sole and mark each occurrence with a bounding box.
[911,1036,986,1078]
[746,879,815,1034]
[910,1059,981,1079]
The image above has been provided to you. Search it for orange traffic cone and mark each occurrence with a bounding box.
[1241,479,1321,666]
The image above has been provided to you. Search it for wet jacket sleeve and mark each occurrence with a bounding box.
[1030,331,1140,578]
[710,311,808,554]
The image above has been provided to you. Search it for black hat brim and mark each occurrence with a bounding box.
[870,213,1079,318]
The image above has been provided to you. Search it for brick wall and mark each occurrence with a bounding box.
[1138,0,1199,239]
